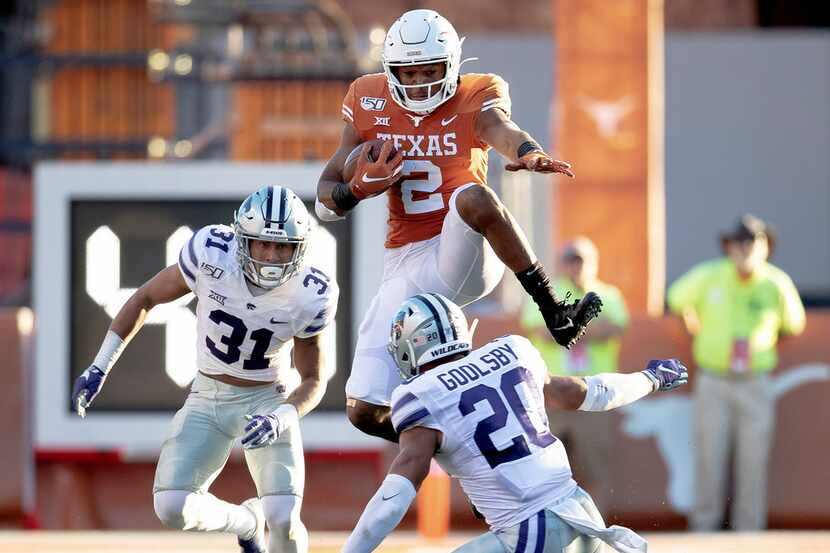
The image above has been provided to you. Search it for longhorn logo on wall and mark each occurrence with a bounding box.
[621,363,830,514]
[577,95,636,138]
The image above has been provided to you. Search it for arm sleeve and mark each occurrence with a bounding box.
[777,273,806,336]
[341,474,417,553]
[578,372,654,411]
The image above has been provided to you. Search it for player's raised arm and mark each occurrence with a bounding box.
[545,358,689,411]
[475,107,575,177]
[341,426,440,553]
[71,263,192,417]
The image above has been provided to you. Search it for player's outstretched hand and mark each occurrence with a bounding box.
[505,151,574,177]
[71,365,107,418]
[642,359,689,392]
[350,141,405,199]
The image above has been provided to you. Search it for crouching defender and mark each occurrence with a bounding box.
[342,293,687,553]
[71,185,339,553]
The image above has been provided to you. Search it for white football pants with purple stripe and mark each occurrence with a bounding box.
[452,488,606,553]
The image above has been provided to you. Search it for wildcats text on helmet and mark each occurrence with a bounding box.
[428,342,466,358]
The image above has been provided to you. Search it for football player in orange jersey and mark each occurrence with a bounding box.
[316,9,602,441]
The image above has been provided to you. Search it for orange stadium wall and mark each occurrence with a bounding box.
[3,310,827,530]
[553,0,665,316]
[0,309,34,525]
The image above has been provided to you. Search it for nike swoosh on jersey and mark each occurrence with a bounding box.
[382,492,401,501]
[441,115,458,126]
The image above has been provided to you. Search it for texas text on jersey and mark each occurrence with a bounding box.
[178,224,338,384]
[390,334,577,531]
[342,73,511,248]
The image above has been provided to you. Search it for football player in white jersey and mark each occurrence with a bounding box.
[71,185,339,553]
[342,293,687,553]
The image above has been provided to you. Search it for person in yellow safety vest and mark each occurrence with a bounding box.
[668,214,805,531]
[521,236,629,511]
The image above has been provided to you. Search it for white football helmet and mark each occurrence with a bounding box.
[388,293,473,379]
[233,185,310,289]
[382,9,470,114]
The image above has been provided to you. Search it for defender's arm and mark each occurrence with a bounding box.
[72,264,191,416]
[341,426,441,553]
[545,359,689,411]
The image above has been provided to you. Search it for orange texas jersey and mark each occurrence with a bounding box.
[341,73,511,248]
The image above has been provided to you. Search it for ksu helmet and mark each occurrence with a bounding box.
[388,293,473,379]
[233,185,310,289]
[382,9,472,114]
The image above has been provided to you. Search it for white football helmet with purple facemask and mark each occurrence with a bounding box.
[382,9,474,114]
[388,293,473,379]
[233,185,310,289]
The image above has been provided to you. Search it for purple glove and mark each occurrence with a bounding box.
[71,365,107,418]
[642,359,688,392]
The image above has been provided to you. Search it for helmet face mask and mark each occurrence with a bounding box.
[233,185,310,289]
[382,9,464,114]
[388,293,472,379]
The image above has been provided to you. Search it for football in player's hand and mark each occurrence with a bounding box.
[342,139,400,184]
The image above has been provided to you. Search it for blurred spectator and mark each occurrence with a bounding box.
[521,236,629,510]
[668,214,806,531]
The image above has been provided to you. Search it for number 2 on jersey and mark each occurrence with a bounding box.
[401,160,444,215]
[458,366,556,469]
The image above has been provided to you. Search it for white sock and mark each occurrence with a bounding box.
[262,494,308,553]
[153,490,256,538]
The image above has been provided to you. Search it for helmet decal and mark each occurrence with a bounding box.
[387,292,472,379]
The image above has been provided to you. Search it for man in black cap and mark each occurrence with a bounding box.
[667,214,805,531]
